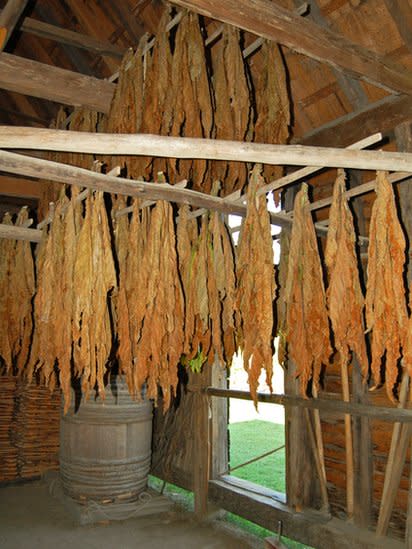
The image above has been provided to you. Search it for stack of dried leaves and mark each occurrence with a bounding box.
[282,184,332,394]
[325,170,368,375]
[365,171,408,399]
[236,166,275,403]
[0,209,35,375]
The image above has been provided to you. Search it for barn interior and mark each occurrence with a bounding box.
[1,1,412,548]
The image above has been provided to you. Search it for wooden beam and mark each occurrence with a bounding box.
[2,127,412,172]
[209,477,404,549]
[169,0,412,94]
[0,0,28,52]
[292,0,368,111]
[0,53,115,112]
[0,174,41,198]
[4,13,125,58]
[383,0,412,57]
[297,94,412,147]
[206,387,412,423]
[0,222,42,242]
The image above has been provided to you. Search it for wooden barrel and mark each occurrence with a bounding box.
[59,378,153,503]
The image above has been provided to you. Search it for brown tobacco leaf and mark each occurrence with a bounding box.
[365,171,408,399]
[28,198,66,389]
[141,9,173,179]
[325,170,368,377]
[253,40,290,204]
[135,199,184,410]
[277,229,290,369]
[283,183,332,394]
[207,187,237,365]
[236,165,275,404]
[72,192,117,400]
[0,213,15,371]
[168,13,213,190]
[211,27,251,195]
[57,196,78,412]
[113,197,133,392]
[11,208,35,375]
[126,200,151,395]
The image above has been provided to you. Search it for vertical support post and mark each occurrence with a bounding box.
[347,170,373,528]
[351,358,373,527]
[190,362,212,518]
[210,361,229,480]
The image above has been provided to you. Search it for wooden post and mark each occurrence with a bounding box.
[347,170,373,528]
[351,359,373,528]
[209,361,229,480]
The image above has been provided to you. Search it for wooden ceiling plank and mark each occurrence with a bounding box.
[0,0,29,52]
[0,105,47,126]
[0,174,41,198]
[292,0,368,110]
[169,0,412,94]
[383,0,412,57]
[10,13,125,58]
[0,52,114,112]
[296,94,412,147]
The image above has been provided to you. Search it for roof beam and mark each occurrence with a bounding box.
[1,11,125,58]
[0,0,29,51]
[296,94,412,147]
[170,0,412,95]
[0,52,114,112]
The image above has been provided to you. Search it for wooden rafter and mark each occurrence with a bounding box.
[292,0,368,111]
[297,94,412,147]
[0,11,125,58]
[383,0,412,57]
[0,0,28,52]
[169,0,412,94]
[0,53,114,112]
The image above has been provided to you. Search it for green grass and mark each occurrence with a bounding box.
[229,420,286,493]
[228,418,314,549]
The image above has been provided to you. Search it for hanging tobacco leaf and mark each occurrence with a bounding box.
[365,171,407,399]
[325,170,368,376]
[236,165,275,404]
[283,184,331,394]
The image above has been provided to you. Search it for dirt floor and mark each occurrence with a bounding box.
[0,479,258,549]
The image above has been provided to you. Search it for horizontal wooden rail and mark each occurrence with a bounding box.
[206,387,412,423]
[1,127,412,172]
